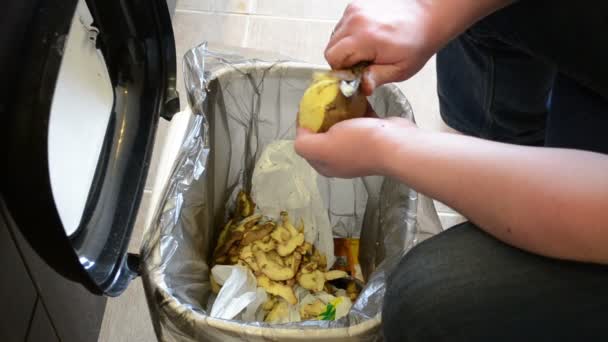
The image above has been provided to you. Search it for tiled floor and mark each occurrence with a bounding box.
[98,1,465,340]
[98,192,156,342]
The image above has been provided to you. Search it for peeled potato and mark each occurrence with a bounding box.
[298,73,367,133]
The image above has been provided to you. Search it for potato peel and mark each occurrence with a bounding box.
[325,270,348,281]
[241,222,275,246]
[255,250,295,281]
[213,191,362,317]
[257,275,297,305]
[265,300,289,323]
[298,270,325,292]
[300,300,326,320]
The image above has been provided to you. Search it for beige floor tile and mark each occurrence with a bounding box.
[97,277,156,342]
[98,192,156,342]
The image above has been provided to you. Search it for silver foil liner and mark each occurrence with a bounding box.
[140,42,443,341]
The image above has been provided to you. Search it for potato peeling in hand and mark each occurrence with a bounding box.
[212,190,356,323]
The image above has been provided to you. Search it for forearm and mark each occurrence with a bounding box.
[381,127,608,264]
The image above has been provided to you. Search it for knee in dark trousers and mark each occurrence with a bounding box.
[382,222,608,342]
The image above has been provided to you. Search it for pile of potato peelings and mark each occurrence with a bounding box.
[212,191,360,322]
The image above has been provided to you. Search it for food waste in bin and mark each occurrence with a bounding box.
[210,191,362,323]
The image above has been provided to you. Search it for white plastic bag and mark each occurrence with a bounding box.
[209,265,258,319]
[251,140,335,267]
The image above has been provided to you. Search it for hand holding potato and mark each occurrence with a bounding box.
[295,117,417,178]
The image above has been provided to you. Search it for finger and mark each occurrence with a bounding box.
[294,131,329,162]
[361,63,408,95]
[326,16,348,50]
[325,36,375,70]
[305,159,334,178]
[296,126,313,137]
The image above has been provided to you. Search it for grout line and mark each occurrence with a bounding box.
[241,14,250,47]
[175,8,339,23]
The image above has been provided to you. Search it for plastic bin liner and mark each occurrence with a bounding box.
[140,42,443,341]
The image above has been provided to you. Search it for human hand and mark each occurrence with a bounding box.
[326,0,439,95]
[294,116,416,178]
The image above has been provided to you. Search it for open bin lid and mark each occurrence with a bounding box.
[1,0,179,296]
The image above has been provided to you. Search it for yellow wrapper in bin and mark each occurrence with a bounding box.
[333,238,364,282]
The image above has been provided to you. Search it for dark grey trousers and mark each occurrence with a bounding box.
[382,222,608,341]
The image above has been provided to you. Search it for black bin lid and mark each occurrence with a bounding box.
[1,0,179,296]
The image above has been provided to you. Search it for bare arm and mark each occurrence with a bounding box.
[385,123,608,264]
[295,119,608,264]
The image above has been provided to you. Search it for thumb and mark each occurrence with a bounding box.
[294,129,328,162]
[362,63,408,95]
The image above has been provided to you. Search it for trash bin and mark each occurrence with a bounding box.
[140,43,430,342]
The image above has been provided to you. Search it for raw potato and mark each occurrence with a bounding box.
[255,250,295,281]
[300,300,327,320]
[257,275,297,305]
[298,72,367,133]
[265,300,289,323]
